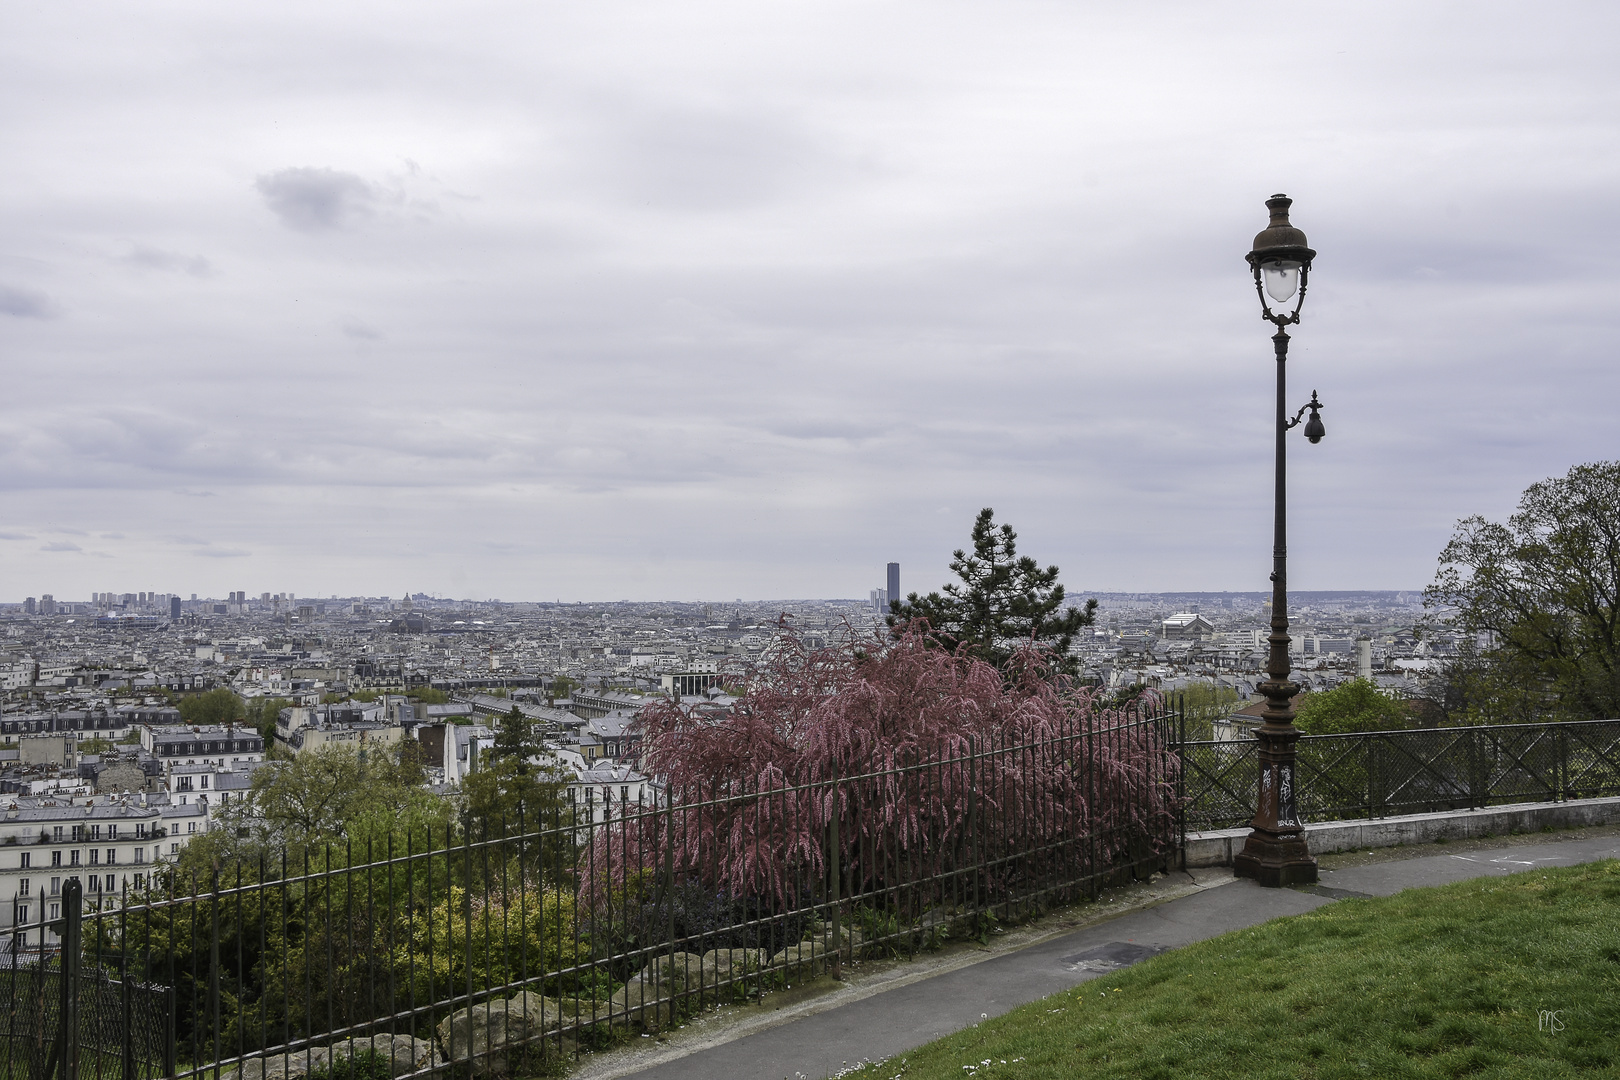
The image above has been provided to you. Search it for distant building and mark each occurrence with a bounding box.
[1161,613,1215,640]
[887,563,900,609]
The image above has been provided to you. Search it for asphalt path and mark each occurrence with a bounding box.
[574,832,1620,1080]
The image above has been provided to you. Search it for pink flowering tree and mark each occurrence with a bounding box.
[586,623,1179,924]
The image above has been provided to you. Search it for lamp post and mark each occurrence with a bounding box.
[1233,194,1324,888]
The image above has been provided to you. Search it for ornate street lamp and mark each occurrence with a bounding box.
[1234,194,1324,887]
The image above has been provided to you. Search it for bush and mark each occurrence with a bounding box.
[586,625,1179,922]
[1294,679,1415,735]
[308,1051,393,1080]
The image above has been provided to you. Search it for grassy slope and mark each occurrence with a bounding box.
[871,860,1620,1080]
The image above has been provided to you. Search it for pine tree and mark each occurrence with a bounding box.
[888,508,1097,673]
[491,705,541,774]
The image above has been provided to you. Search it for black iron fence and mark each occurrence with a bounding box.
[1180,718,1620,832]
[6,704,1180,1080]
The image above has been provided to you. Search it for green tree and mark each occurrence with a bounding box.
[888,508,1097,673]
[491,706,542,772]
[464,706,572,841]
[178,686,243,726]
[1174,681,1241,741]
[1425,646,1550,727]
[228,742,447,856]
[1425,461,1620,723]
[461,755,572,839]
[1293,679,1415,735]
[243,696,293,744]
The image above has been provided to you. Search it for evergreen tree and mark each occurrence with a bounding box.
[888,508,1097,674]
[491,705,542,774]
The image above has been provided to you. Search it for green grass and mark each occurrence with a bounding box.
[862,860,1620,1080]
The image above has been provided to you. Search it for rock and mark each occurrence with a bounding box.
[702,947,763,981]
[436,997,553,1076]
[605,951,708,1031]
[769,938,832,974]
[606,974,673,1031]
[219,1048,331,1080]
[644,950,706,991]
[506,991,563,1033]
[327,1035,438,1076]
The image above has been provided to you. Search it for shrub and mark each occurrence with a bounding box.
[585,625,1179,921]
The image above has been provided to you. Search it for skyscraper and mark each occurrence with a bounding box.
[886,563,900,612]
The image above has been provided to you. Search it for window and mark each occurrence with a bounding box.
[20,854,29,870]
[71,825,83,842]
[104,875,114,892]
[18,879,29,895]
[52,826,62,841]
[16,906,27,924]
[135,824,146,838]
[88,876,99,892]
[169,842,179,854]
[200,775,209,789]
[48,903,58,920]
[69,851,80,867]
[106,850,115,865]
[88,850,99,865]
[133,874,144,889]
[90,825,101,840]
[107,825,117,840]
[50,878,59,895]
[51,852,60,868]
[134,849,145,864]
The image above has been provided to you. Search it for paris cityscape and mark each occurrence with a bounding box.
[2,3,1617,1077]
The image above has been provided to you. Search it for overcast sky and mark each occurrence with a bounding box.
[3,3,1618,603]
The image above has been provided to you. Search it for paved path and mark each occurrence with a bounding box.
[574,833,1620,1080]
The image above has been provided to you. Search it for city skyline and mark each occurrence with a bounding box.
[4,4,1618,600]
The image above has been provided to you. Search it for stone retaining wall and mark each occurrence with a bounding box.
[1184,796,1620,868]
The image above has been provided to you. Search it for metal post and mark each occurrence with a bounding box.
[121,935,134,1080]
[58,879,82,1080]
[828,786,841,979]
[1233,328,1319,886]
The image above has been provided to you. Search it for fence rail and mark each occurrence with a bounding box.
[5,704,1180,1080]
[1179,718,1620,832]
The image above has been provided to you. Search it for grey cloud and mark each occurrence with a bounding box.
[255,167,376,231]
[194,547,251,558]
[40,541,81,553]
[0,532,33,540]
[341,319,381,340]
[118,245,214,277]
[0,285,55,318]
